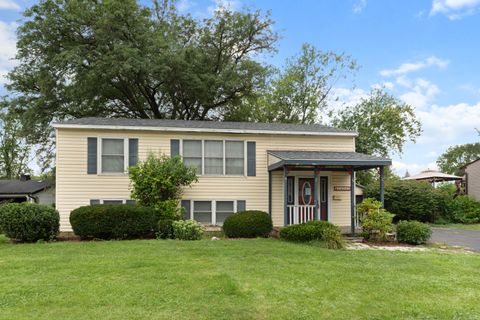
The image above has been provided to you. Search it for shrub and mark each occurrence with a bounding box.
[0,203,59,242]
[70,205,158,240]
[365,180,443,222]
[172,220,204,240]
[396,220,432,244]
[359,198,394,242]
[321,226,345,249]
[129,153,198,219]
[222,210,272,238]
[157,219,175,239]
[445,196,480,224]
[280,220,330,242]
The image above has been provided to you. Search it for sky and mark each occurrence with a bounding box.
[0,0,479,175]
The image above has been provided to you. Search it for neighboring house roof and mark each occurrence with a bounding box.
[267,150,391,171]
[52,117,357,137]
[403,169,463,181]
[0,180,53,196]
[461,158,480,169]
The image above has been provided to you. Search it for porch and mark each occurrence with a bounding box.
[267,150,392,234]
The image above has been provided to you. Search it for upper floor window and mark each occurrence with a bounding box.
[101,138,126,173]
[182,139,245,176]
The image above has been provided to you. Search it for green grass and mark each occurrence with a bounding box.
[1,235,480,319]
[431,223,480,231]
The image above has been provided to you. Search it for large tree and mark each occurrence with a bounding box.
[332,88,422,157]
[224,43,357,124]
[6,0,277,142]
[437,143,480,176]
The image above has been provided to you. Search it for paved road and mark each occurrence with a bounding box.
[431,227,480,252]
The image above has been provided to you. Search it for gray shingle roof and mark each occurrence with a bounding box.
[267,150,391,170]
[53,117,356,135]
[0,180,52,195]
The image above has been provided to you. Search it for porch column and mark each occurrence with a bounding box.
[268,171,272,215]
[350,168,355,235]
[314,168,319,220]
[379,166,385,208]
[284,166,289,226]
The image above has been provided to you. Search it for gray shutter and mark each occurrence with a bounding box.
[237,200,246,212]
[126,200,136,205]
[90,199,100,205]
[87,137,97,174]
[181,200,191,220]
[129,138,138,167]
[247,141,256,176]
[171,139,180,157]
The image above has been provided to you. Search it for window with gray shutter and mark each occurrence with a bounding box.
[128,139,138,167]
[171,139,180,157]
[237,200,246,212]
[247,141,256,176]
[87,137,97,174]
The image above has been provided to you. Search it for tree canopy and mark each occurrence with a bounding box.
[437,143,480,176]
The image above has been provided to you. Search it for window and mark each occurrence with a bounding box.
[102,200,124,205]
[90,199,134,205]
[183,140,202,173]
[216,201,234,225]
[181,139,245,176]
[101,138,125,173]
[185,200,239,225]
[225,141,244,175]
[204,140,223,174]
[193,201,212,224]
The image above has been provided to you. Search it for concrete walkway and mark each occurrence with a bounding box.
[431,227,480,252]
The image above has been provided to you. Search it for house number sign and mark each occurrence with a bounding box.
[334,186,351,191]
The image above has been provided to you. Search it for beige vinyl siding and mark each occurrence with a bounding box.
[330,172,352,226]
[56,128,355,231]
[465,160,480,201]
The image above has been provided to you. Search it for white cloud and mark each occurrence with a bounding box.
[0,0,20,10]
[430,0,480,19]
[177,0,195,12]
[353,0,367,13]
[208,0,240,14]
[0,20,17,85]
[380,56,449,77]
[399,78,440,109]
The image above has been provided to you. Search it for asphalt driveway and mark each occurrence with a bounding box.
[431,227,480,252]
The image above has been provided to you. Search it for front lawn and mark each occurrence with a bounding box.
[1,236,480,319]
[431,223,480,231]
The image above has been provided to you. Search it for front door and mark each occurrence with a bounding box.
[298,178,315,205]
[320,177,328,221]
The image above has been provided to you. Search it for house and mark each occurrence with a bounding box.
[0,175,55,205]
[462,158,480,201]
[53,117,391,233]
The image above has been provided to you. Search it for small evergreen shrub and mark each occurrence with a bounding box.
[70,205,158,240]
[222,210,272,238]
[445,196,480,224]
[0,203,59,242]
[172,220,204,240]
[280,221,341,242]
[396,220,432,245]
[359,198,394,242]
[157,219,175,239]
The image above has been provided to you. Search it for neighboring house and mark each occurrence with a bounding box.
[0,175,55,205]
[463,158,480,201]
[53,118,391,232]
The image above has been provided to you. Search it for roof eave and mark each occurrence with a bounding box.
[268,159,392,171]
[52,123,358,137]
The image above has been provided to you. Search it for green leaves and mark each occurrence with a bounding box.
[437,143,480,176]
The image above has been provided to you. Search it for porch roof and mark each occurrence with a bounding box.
[267,150,391,171]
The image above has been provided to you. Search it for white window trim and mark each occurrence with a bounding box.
[187,199,238,225]
[180,139,247,177]
[97,137,129,175]
[99,199,129,204]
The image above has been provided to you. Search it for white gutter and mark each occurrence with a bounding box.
[52,123,358,137]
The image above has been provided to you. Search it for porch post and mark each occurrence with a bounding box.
[350,168,355,235]
[379,166,385,208]
[314,167,319,220]
[268,171,272,215]
[284,166,289,226]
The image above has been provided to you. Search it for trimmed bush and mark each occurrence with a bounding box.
[157,219,175,239]
[0,203,59,242]
[359,198,394,242]
[222,210,272,238]
[396,220,432,245]
[70,205,158,240]
[445,196,480,224]
[172,220,204,240]
[280,220,342,246]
